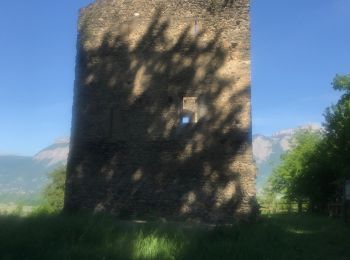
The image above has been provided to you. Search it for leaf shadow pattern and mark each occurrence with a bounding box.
[65,7,256,223]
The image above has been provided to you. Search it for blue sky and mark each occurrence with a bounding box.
[0,0,349,156]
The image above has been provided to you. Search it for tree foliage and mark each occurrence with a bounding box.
[324,73,350,178]
[267,130,323,202]
[264,73,350,212]
[40,167,66,213]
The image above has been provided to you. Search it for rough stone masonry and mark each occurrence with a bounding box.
[64,0,257,223]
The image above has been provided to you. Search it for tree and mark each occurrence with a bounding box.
[323,74,350,179]
[267,130,323,212]
[264,73,350,213]
[40,167,66,213]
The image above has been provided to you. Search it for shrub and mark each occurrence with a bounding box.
[38,167,66,213]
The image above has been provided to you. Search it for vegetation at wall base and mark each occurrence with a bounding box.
[37,167,66,213]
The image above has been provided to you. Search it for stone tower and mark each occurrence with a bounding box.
[64,0,257,223]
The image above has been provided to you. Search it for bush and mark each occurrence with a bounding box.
[38,167,66,213]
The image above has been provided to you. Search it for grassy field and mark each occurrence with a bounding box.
[0,203,34,216]
[0,213,349,260]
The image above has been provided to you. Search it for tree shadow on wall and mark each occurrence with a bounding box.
[65,9,255,223]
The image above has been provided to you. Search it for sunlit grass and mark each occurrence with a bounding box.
[0,213,349,260]
[133,231,180,259]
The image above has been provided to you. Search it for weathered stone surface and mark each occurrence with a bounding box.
[64,0,257,223]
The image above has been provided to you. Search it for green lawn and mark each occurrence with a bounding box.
[0,213,349,260]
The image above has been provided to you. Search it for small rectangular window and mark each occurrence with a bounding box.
[182,97,198,124]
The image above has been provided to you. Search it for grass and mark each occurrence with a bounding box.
[0,203,35,216]
[0,213,349,260]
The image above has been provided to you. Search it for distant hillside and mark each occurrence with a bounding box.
[0,139,69,203]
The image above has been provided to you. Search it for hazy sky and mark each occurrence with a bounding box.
[0,0,349,155]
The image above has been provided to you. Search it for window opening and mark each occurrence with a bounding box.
[181,97,198,125]
[181,116,190,124]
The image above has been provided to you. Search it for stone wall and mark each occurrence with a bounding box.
[64,0,257,223]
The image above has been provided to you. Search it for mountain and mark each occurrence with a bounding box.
[32,137,69,167]
[253,124,322,192]
[0,139,69,203]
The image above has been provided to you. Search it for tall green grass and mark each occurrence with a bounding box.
[0,214,349,260]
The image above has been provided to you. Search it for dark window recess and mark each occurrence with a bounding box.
[180,111,195,125]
